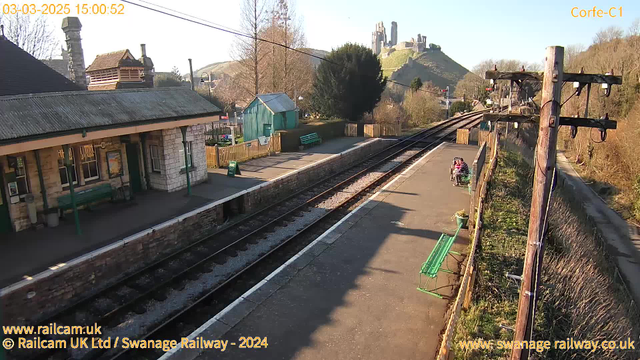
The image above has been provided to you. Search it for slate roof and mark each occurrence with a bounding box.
[86,50,144,72]
[0,88,221,144]
[251,93,296,114]
[0,35,81,96]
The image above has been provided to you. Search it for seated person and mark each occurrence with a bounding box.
[453,158,469,186]
[450,157,461,181]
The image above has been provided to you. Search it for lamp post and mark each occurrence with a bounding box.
[200,72,212,102]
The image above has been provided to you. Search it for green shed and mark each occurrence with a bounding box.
[243,93,298,142]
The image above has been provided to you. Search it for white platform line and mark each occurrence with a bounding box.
[158,141,447,359]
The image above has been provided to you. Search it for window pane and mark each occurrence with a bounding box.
[17,178,28,194]
[90,162,99,178]
[59,168,69,185]
[82,163,90,179]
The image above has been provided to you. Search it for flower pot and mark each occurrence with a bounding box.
[455,213,469,228]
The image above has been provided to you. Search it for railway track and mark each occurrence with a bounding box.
[10,111,484,360]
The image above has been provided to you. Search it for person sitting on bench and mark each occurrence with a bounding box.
[453,158,469,186]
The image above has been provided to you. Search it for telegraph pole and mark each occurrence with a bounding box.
[511,46,563,360]
[484,51,621,360]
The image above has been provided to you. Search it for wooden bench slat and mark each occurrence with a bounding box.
[300,132,322,145]
[420,224,463,278]
[58,183,113,210]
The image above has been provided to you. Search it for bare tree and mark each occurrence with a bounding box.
[0,13,59,59]
[628,18,640,37]
[260,0,312,99]
[564,44,585,69]
[232,0,268,97]
[593,26,624,44]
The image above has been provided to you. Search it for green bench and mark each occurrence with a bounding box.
[58,183,114,211]
[417,223,463,298]
[300,133,322,147]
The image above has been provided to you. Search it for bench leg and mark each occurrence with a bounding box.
[417,275,444,298]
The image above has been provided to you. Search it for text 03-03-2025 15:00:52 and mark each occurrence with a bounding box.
[1,3,125,15]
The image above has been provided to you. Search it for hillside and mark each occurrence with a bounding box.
[381,48,469,91]
[559,33,640,222]
[194,48,329,79]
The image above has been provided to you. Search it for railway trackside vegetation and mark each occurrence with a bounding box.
[453,151,640,360]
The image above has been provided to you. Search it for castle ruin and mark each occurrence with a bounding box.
[371,21,438,56]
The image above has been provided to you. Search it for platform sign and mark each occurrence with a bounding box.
[227,161,241,177]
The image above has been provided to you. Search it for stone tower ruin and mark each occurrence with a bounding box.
[390,22,398,47]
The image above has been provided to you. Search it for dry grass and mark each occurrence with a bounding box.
[538,189,640,359]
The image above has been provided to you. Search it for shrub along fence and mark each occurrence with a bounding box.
[206,133,281,168]
[437,133,500,360]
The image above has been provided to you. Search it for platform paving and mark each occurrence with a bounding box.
[181,143,479,360]
[0,137,375,288]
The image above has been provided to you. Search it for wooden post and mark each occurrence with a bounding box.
[214,144,220,168]
[511,46,563,360]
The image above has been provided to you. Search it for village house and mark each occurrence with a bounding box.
[0,18,221,234]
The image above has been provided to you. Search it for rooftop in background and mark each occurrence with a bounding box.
[0,88,221,144]
[86,49,144,72]
[0,35,81,96]
[249,93,297,114]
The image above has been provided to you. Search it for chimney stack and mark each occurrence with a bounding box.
[61,17,87,89]
[138,44,154,88]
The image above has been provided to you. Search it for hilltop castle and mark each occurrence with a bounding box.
[371,21,440,57]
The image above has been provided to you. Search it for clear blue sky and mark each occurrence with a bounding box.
[38,0,640,73]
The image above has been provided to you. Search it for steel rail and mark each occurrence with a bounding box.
[109,113,483,360]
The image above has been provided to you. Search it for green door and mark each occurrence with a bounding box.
[126,143,143,193]
[0,167,13,233]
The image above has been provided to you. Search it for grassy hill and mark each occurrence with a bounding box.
[194,48,329,79]
[381,48,469,91]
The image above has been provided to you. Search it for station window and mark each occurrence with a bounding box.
[150,145,161,172]
[58,148,78,187]
[178,142,193,169]
[80,144,99,181]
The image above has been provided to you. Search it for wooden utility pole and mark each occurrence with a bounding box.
[511,46,564,360]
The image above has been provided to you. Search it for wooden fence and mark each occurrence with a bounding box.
[206,133,281,168]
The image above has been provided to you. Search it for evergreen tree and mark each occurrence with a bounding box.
[410,77,423,93]
[311,43,387,121]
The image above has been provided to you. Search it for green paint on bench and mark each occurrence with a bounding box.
[300,132,322,146]
[417,223,463,298]
[58,183,113,211]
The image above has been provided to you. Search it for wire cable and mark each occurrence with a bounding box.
[120,0,447,96]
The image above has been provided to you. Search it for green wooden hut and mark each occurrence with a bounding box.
[243,93,298,141]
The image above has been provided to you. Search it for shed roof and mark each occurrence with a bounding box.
[0,35,81,96]
[248,93,296,114]
[0,88,221,144]
[86,49,143,72]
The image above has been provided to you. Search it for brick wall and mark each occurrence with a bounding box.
[1,138,391,324]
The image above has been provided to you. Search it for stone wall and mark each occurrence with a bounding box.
[162,125,207,192]
[0,138,391,324]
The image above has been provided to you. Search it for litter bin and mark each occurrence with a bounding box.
[25,194,37,225]
[45,208,59,228]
